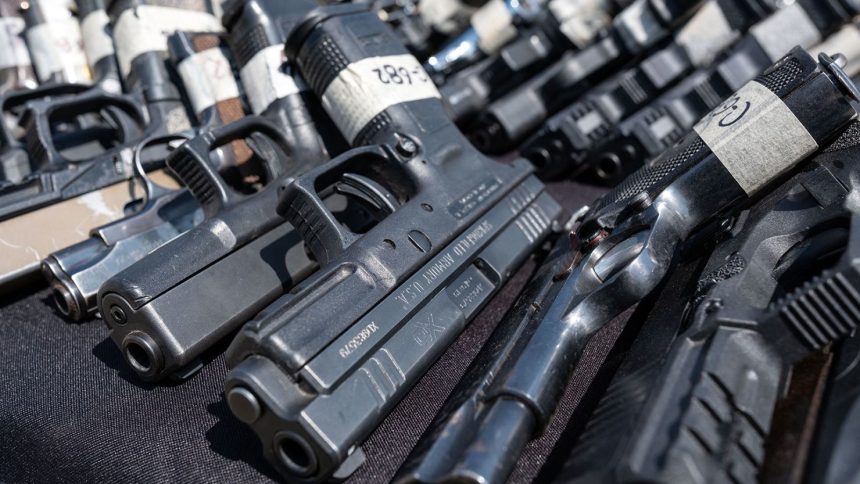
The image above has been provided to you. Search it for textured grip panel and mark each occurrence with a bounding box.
[753,56,805,97]
[674,371,768,483]
[693,253,747,303]
[599,134,707,209]
[824,121,860,153]
[23,115,50,168]
[353,111,393,147]
[780,271,860,350]
[231,23,272,67]
[298,32,350,96]
[167,149,219,209]
[566,359,662,471]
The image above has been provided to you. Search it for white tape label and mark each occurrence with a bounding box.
[420,0,464,33]
[751,3,821,62]
[113,5,223,77]
[614,0,660,49]
[177,47,240,114]
[471,0,516,54]
[0,17,30,70]
[239,45,302,114]
[675,1,738,67]
[81,10,115,66]
[27,18,89,83]
[549,0,611,48]
[694,81,818,195]
[322,54,441,142]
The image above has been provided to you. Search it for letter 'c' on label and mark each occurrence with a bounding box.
[693,80,818,195]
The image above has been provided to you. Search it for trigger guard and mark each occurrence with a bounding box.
[335,173,399,215]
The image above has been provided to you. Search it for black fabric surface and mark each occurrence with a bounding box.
[0,181,610,483]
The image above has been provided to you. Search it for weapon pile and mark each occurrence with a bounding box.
[3,0,860,482]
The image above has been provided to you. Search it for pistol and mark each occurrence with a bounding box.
[424,0,546,79]
[442,0,622,123]
[395,48,860,484]
[368,0,435,57]
[41,135,199,321]
[21,0,91,85]
[524,0,859,180]
[468,0,712,153]
[221,0,335,169]
[223,5,562,481]
[579,18,860,238]
[167,29,265,182]
[42,22,309,321]
[0,0,36,95]
[77,0,123,93]
[97,114,327,381]
[41,23,269,320]
[93,0,335,381]
[558,123,860,483]
[0,0,222,290]
[0,0,114,183]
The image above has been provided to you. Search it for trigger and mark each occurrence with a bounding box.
[336,173,399,215]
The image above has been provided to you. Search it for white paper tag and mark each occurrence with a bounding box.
[420,0,463,32]
[675,1,738,67]
[177,47,240,114]
[694,81,818,195]
[113,5,223,77]
[27,18,90,83]
[811,25,860,77]
[549,0,611,48]
[239,45,303,114]
[751,3,821,62]
[321,54,441,142]
[471,0,516,54]
[613,0,662,50]
[0,17,31,70]
[80,10,115,66]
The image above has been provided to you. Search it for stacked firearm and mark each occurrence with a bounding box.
[3,0,860,482]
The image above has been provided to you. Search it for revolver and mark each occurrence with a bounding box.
[396,47,860,484]
[223,4,562,481]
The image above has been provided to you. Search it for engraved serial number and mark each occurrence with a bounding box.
[371,63,430,85]
[338,321,379,358]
